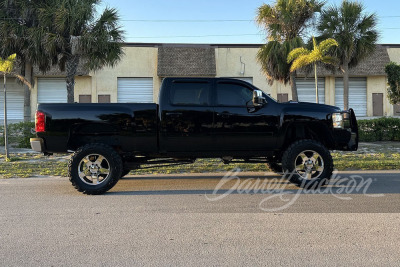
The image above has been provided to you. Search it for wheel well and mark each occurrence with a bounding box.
[66,122,122,152]
[67,135,121,152]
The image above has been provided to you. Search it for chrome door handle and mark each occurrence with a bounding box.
[166,112,183,117]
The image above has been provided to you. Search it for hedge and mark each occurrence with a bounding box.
[0,122,36,148]
[358,117,400,142]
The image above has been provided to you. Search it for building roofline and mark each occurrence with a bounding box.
[122,42,264,48]
[122,42,399,48]
[381,44,400,48]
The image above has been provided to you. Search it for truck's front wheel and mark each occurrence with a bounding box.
[266,162,283,174]
[68,144,123,194]
[282,140,333,188]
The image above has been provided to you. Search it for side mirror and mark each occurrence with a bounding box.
[252,90,266,107]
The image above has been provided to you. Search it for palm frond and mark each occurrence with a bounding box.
[12,73,33,89]
[321,56,338,66]
[256,0,325,41]
[317,0,378,67]
[0,54,16,73]
[288,47,310,63]
[287,36,338,73]
[290,55,313,72]
[257,38,303,85]
[318,38,338,53]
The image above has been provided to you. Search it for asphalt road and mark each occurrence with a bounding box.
[1,171,400,266]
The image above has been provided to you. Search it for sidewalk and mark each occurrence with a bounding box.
[342,141,400,154]
[0,146,40,154]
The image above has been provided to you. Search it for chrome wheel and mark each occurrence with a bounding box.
[78,154,110,185]
[294,150,324,180]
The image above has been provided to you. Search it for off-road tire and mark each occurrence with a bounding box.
[282,139,333,188]
[68,143,123,195]
[121,169,131,178]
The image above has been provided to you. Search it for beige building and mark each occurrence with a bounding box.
[1,43,399,123]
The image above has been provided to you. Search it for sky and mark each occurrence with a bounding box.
[98,0,400,44]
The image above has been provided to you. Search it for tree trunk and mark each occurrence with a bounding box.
[343,63,349,110]
[314,63,319,104]
[289,72,298,101]
[23,62,33,122]
[66,55,80,103]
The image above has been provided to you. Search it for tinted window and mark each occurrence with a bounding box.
[170,82,210,106]
[216,82,253,106]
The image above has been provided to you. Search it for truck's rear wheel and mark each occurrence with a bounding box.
[282,140,333,188]
[68,144,123,194]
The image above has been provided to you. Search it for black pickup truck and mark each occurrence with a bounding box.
[31,77,358,194]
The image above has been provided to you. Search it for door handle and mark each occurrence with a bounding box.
[166,112,183,117]
[217,112,231,118]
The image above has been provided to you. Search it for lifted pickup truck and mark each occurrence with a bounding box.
[31,78,358,194]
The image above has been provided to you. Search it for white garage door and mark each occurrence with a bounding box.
[117,78,153,103]
[335,78,367,116]
[38,78,67,103]
[296,78,325,104]
[0,78,24,120]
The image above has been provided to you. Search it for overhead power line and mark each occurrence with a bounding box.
[120,19,254,22]
[126,33,262,39]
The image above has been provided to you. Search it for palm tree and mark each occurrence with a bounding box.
[318,0,378,110]
[0,0,51,121]
[36,0,125,103]
[287,37,338,103]
[257,38,303,101]
[256,0,325,101]
[0,54,32,160]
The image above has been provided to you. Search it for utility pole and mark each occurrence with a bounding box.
[3,73,9,160]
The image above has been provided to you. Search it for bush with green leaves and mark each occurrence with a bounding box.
[385,62,400,105]
[358,117,400,142]
[0,122,35,148]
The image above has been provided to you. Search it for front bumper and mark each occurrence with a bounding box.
[30,138,44,153]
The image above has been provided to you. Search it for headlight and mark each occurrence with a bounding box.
[332,113,344,128]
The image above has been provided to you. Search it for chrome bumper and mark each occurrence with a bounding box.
[30,138,44,152]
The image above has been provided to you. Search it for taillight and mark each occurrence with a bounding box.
[35,111,46,132]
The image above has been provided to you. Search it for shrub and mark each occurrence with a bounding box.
[385,62,400,105]
[0,122,35,148]
[358,117,400,142]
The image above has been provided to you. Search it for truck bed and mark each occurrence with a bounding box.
[36,103,158,153]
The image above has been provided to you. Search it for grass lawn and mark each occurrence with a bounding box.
[0,152,399,178]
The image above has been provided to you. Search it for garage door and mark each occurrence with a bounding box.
[335,78,367,116]
[117,78,153,103]
[296,78,325,104]
[38,78,67,103]
[0,78,24,120]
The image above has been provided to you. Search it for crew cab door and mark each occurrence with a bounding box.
[213,80,277,151]
[159,79,214,152]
